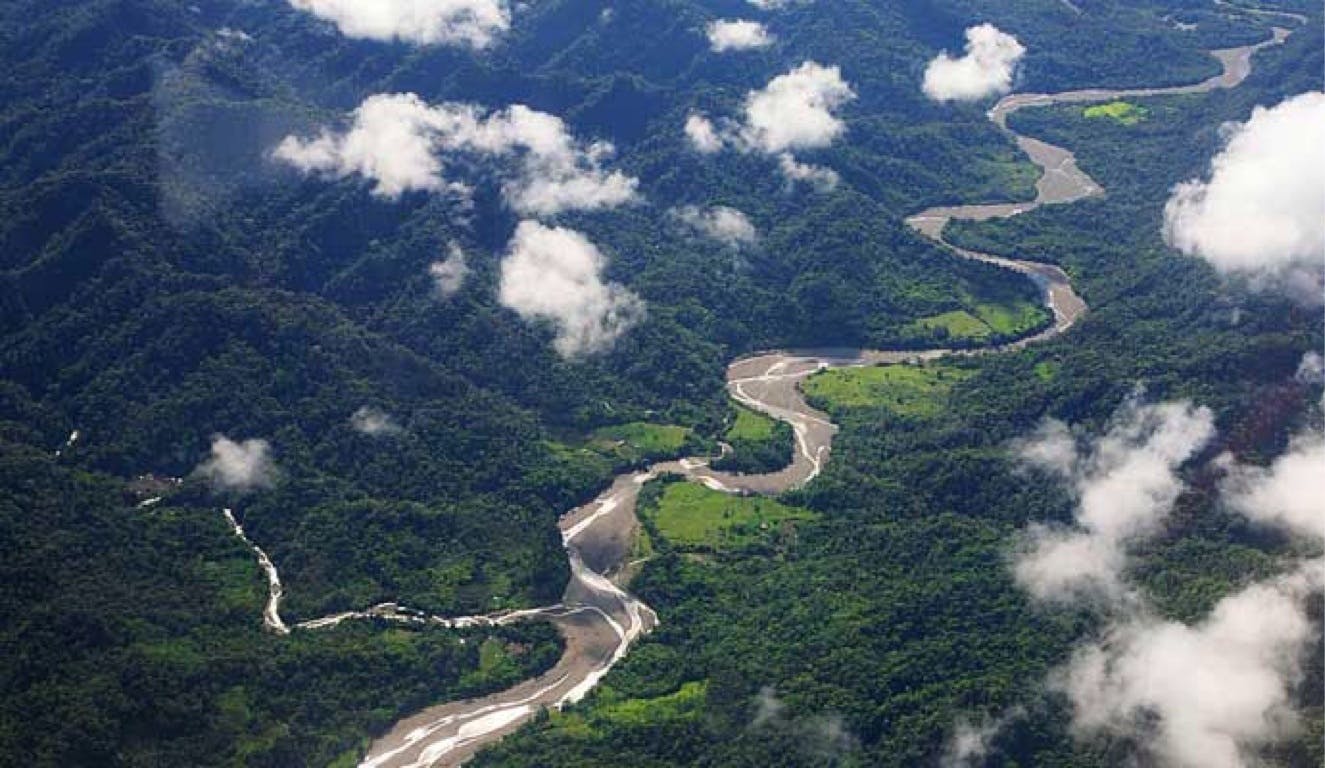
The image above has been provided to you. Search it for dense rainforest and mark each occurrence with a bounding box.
[0,0,1319,765]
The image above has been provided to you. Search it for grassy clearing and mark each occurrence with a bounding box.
[1083,100,1148,125]
[589,422,691,462]
[973,300,1045,335]
[549,681,707,737]
[908,298,1046,341]
[595,681,707,725]
[477,637,514,676]
[644,482,817,550]
[803,363,975,417]
[1034,361,1059,382]
[726,405,776,442]
[913,310,990,339]
[546,440,615,474]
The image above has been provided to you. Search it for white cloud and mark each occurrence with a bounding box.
[274,94,638,214]
[1054,561,1322,768]
[683,62,852,187]
[673,205,758,247]
[1013,398,1216,602]
[196,435,277,493]
[287,0,510,49]
[430,242,470,297]
[922,24,1025,102]
[1163,92,1325,297]
[778,152,839,190]
[350,406,403,436]
[1010,398,1325,767]
[1222,434,1325,543]
[499,221,644,357]
[684,113,724,153]
[706,19,773,52]
[740,61,855,153]
[273,93,451,199]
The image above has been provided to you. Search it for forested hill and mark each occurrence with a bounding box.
[1,0,1321,765]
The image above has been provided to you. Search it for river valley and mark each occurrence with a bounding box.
[217,21,1294,768]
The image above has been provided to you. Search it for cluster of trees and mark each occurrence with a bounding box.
[710,407,794,475]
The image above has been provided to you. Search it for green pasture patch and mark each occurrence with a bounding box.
[645,482,817,550]
[907,298,1046,342]
[972,299,1046,335]
[803,363,974,417]
[590,422,691,461]
[914,310,991,339]
[594,681,707,726]
[1083,100,1149,125]
[726,405,777,442]
[546,681,708,739]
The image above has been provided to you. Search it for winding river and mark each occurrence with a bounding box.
[219,21,1293,768]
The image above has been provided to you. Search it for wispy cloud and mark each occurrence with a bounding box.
[672,205,758,248]
[1005,396,1324,768]
[750,687,858,761]
[195,435,277,493]
[1013,397,1215,602]
[350,406,404,437]
[745,0,811,9]
[777,152,839,190]
[684,113,724,154]
[1295,351,1323,385]
[430,242,470,297]
[941,708,1024,768]
[1221,432,1325,543]
[215,27,253,44]
[1053,560,1321,768]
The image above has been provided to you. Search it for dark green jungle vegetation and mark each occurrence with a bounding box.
[0,0,1320,764]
